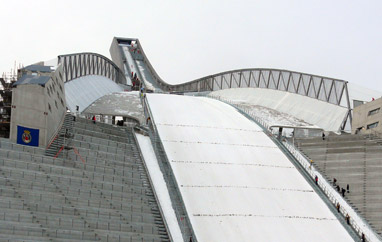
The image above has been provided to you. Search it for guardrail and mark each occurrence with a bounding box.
[208,94,379,242]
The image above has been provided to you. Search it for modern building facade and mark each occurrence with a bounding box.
[352,97,382,134]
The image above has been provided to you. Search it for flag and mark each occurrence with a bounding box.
[17,125,39,147]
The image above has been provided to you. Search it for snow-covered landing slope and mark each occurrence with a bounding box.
[147,94,353,242]
[210,88,348,132]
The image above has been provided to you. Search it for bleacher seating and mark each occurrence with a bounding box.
[0,117,169,241]
[296,134,382,236]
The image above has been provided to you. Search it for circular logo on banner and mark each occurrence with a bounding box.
[22,130,32,144]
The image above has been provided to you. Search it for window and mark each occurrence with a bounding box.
[48,103,52,113]
[367,122,379,130]
[353,100,364,108]
[55,100,58,109]
[368,108,380,116]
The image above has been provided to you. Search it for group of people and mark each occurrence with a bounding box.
[333,178,350,197]
[333,178,366,240]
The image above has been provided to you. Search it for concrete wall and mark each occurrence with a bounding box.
[352,97,382,134]
[10,84,47,146]
[45,66,67,144]
[110,37,127,76]
[10,65,66,147]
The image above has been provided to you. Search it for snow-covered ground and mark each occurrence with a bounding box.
[83,91,145,124]
[136,60,163,92]
[147,93,353,242]
[209,88,348,132]
[135,133,183,242]
[122,46,139,77]
[235,103,312,127]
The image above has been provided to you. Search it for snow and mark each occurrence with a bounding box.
[235,103,313,127]
[83,91,145,124]
[209,88,348,132]
[122,46,139,76]
[147,93,354,242]
[120,43,161,92]
[136,60,163,92]
[135,133,183,242]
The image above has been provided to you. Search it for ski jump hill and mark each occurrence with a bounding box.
[1,37,382,242]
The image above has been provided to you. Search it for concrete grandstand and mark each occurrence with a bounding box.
[0,36,381,241]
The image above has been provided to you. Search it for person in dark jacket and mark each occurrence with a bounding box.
[341,188,346,197]
[92,115,96,124]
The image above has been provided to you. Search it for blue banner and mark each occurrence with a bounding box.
[17,125,39,147]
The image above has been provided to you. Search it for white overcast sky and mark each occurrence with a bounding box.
[1,0,381,91]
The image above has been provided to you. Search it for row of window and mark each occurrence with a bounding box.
[366,107,380,130]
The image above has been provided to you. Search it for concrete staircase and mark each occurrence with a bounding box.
[295,134,382,236]
[0,117,170,241]
[45,114,75,158]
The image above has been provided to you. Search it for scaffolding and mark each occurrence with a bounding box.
[0,70,18,138]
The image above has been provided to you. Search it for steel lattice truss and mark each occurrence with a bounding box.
[169,69,350,108]
[58,53,126,85]
[165,69,352,131]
